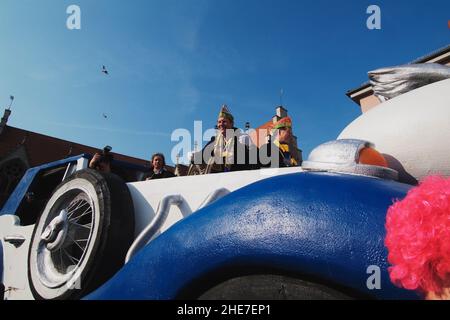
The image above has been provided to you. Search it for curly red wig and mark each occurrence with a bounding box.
[385,176,450,297]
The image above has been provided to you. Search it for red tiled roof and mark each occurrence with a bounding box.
[249,120,273,147]
[0,126,148,167]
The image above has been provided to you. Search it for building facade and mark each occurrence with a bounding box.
[0,109,152,208]
[249,105,302,165]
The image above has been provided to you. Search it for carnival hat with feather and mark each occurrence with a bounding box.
[218,104,234,123]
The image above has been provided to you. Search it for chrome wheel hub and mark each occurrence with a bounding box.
[41,209,68,251]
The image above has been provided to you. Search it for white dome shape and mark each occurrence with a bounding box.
[338,78,450,184]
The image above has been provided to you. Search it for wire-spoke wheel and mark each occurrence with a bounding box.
[28,169,134,300]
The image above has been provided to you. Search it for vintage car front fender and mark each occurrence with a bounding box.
[86,171,419,300]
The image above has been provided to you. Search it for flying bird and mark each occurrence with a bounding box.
[102,113,108,119]
[101,65,109,75]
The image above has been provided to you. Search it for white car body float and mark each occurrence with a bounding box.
[1,75,449,300]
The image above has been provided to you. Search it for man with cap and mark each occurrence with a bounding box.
[199,104,257,172]
[259,116,299,168]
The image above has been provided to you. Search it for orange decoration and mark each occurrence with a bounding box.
[359,147,388,167]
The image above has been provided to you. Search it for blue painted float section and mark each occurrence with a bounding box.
[85,171,419,300]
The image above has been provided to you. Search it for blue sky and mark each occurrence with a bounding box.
[0,0,449,164]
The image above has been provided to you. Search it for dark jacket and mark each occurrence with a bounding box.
[142,169,176,180]
[197,134,259,172]
[259,140,296,168]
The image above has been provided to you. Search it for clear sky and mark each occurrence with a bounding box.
[0,0,449,165]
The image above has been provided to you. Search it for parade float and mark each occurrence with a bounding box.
[0,64,449,300]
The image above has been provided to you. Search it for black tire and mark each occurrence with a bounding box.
[198,274,353,300]
[28,169,134,300]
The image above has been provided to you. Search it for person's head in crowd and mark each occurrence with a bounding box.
[272,116,293,144]
[89,153,112,173]
[144,152,175,180]
[217,104,234,138]
[151,153,166,173]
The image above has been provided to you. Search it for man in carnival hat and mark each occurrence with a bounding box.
[199,104,257,172]
[259,116,299,168]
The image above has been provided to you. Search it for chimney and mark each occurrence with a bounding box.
[276,106,287,118]
[0,109,12,135]
[272,105,288,124]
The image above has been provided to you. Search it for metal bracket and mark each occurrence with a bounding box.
[3,235,26,247]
